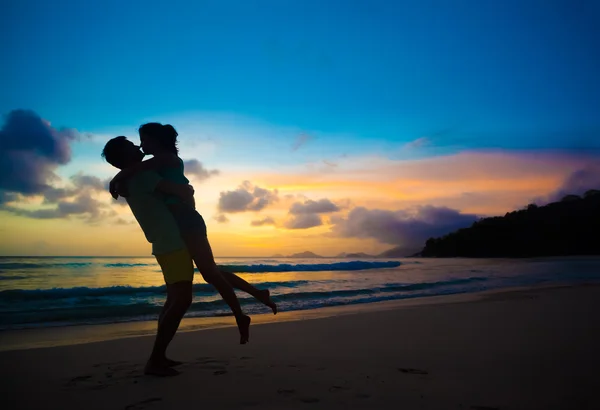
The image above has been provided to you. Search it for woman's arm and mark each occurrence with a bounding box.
[155,181,196,209]
[109,153,179,199]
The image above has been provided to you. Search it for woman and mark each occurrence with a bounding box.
[110,123,276,344]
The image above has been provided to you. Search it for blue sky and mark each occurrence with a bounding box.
[2,0,600,256]
[3,0,599,154]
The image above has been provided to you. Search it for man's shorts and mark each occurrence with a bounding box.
[155,248,194,284]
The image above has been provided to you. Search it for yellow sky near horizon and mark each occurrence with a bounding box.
[0,149,589,257]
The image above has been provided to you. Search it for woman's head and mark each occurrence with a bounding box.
[138,122,179,155]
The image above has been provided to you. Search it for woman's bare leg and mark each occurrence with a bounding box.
[182,232,251,344]
[218,269,277,314]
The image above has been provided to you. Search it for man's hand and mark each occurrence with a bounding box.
[109,174,123,199]
[109,170,136,199]
[115,180,129,198]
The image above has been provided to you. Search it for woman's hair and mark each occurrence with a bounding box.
[138,122,179,154]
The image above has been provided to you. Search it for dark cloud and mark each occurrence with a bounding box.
[3,192,109,221]
[183,159,219,181]
[214,214,229,223]
[284,214,323,229]
[290,198,340,215]
[0,191,19,204]
[546,164,600,202]
[71,172,105,190]
[251,216,275,227]
[41,172,107,204]
[0,110,78,202]
[218,181,278,213]
[331,206,478,248]
[0,110,125,223]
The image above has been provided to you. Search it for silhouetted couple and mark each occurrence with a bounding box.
[102,123,276,376]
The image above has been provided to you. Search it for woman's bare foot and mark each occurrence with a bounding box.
[258,289,277,315]
[144,360,180,377]
[236,314,251,344]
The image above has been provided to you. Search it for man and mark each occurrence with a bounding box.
[102,136,195,377]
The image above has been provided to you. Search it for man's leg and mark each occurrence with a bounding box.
[182,232,251,344]
[158,294,172,328]
[157,295,184,367]
[145,281,192,376]
[218,269,277,314]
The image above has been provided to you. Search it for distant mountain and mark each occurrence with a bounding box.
[336,252,377,258]
[420,190,600,257]
[270,254,285,258]
[287,251,325,258]
[377,246,420,258]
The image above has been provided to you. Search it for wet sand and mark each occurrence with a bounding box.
[2,284,599,409]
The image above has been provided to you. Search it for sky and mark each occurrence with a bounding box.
[1,0,599,256]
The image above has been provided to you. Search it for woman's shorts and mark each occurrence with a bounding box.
[170,205,208,236]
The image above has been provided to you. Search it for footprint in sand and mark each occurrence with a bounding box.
[398,368,429,375]
[471,406,499,410]
[124,397,162,410]
[328,385,350,393]
[64,362,142,390]
[277,388,296,396]
[299,397,320,403]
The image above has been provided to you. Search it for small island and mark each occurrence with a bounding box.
[418,190,600,257]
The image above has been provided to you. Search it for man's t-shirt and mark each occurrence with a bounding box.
[125,171,185,256]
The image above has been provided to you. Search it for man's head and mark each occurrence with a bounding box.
[101,136,144,169]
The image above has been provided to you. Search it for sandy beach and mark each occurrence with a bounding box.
[3,284,599,410]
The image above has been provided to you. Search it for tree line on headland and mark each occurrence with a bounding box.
[418,190,600,257]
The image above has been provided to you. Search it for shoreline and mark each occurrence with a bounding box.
[1,281,596,352]
[3,281,599,409]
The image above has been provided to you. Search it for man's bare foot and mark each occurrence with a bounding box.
[236,314,251,344]
[144,360,180,377]
[258,289,277,315]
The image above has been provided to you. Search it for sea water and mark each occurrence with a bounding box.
[1,256,599,330]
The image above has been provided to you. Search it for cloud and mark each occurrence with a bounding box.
[543,163,600,203]
[331,205,478,248]
[3,192,109,221]
[214,214,229,223]
[282,198,342,230]
[284,213,323,229]
[114,217,135,225]
[218,181,279,213]
[292,133,313,151]
[289,198,341,215]
[250,216,276,227]
[71,172,106,190]
[403,137,430,150]
[0,110,79,202]
[183,159,219,181]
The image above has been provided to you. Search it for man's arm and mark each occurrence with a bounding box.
[109,153,179,199]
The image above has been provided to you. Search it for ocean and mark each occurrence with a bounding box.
[1,256,599,330]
